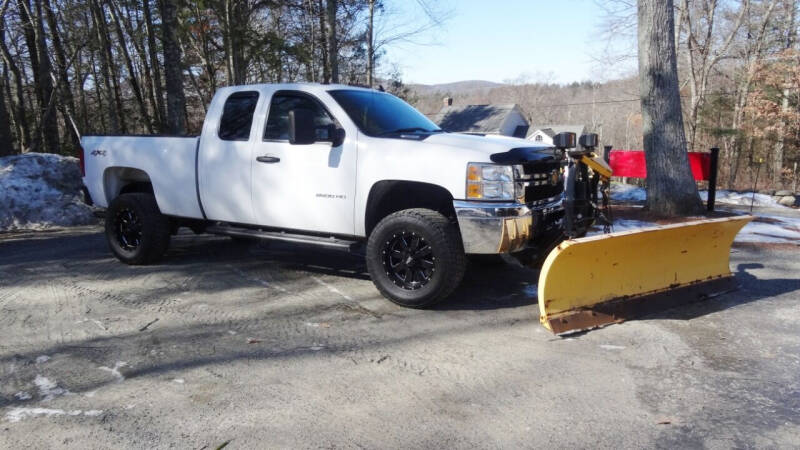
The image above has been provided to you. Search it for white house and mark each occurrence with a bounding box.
[527,125,587,145]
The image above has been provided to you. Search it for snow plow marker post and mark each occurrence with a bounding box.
[537,215,753,335]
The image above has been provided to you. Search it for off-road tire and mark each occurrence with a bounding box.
[366,208,466,308]
[106,193,171,265]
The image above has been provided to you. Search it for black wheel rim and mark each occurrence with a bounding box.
[381,231,435,290]
[114,207,142,251]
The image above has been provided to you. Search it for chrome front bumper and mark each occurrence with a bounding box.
[454,199,563,254]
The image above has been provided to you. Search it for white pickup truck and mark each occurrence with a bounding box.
[82,83,586,307]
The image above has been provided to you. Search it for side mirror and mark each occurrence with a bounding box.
[289,109,316,145]
[328,124,346,147]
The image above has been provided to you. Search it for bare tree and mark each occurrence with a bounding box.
[679,0,748,152]
[772,0,797,185]
[638,0,703,216]
[725,0,780,187]
[159,0,186,135]
[326,0,338,83]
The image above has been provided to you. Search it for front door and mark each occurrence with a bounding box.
[251,91,357,235]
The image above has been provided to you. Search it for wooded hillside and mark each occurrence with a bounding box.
[0,0,439,155]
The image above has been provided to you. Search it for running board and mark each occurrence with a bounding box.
[206,225,361,251]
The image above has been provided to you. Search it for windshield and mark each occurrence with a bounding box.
[329,90,442,137]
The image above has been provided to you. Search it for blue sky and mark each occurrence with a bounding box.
[382,0,616,85]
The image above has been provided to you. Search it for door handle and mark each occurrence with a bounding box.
[256,155,280,163]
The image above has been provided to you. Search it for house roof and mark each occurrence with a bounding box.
[430,104,524,134]
[528,125,587,139]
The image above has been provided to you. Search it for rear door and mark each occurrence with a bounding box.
[198,90,261,224]
[250,90,357,235]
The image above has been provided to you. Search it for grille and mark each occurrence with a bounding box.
[523,162,564,204]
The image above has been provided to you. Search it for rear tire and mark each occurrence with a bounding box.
[105,193,171,265]
[366,208,466,308]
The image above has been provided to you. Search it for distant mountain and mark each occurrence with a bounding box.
[409,80,504,95]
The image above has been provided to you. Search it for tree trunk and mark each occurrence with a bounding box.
[43,0,80,151]
[772,1,796,187]
[0,26,30,151]
[33,0,59,153]
[317,0,329,83]
[107,0,153,133]
[638,0,702,216]
[91,0,124,133]
[159,0,187,135]
[367,0,374,87]
[222,0,247,85]
[143,0,166,131]
[0,64,14,156]
[17,0,43,151]
[326,0,338,83]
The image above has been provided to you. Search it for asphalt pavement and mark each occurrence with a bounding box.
[0,224,798,449]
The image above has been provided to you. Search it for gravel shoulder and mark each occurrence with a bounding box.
[1,228,798,449]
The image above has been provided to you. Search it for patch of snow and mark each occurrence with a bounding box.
[172,378,184,384]
[599,344,626,350]
[590,211,800,244]
[91,319,108,331]
[5,408,65,422]
[699,190,786,208]
[522,284,538,297]
[610,183,792,209]
[0,153,98,231]
[98,361,128,382]
[4,408,104,423]
[737,216,800,244]
[35,355,50,364]
[14,391,32,400]
[611,183,646,202]
[35,375,70,401]
[587,219,662,237]
[311,276,354,301]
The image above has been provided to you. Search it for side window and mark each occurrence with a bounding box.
[264,93,335,141]
[219,91,259,141]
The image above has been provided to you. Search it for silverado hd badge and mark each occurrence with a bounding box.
[316,193,346,200]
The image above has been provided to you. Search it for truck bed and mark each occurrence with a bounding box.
[81,135,204,219]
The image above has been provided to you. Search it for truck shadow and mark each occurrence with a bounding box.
[647,262,800,322]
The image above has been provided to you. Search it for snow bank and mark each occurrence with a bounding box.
[590,214,800,244]
[699,190,784,208]
[0,153,97,231]
[737,215,800,244]
[611,182,791,209]
[610,183,646,202]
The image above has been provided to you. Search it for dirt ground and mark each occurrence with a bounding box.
[1,226,799,449]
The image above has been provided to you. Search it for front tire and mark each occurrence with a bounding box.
[105,193,171,265]
[366,209,466,308]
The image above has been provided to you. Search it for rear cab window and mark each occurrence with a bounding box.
[219,91,260,141]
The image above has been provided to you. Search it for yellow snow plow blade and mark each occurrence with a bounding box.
[538,215,753,334]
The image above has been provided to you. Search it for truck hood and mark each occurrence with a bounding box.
[420,132,559,164]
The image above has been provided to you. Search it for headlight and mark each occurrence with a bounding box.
[466,163,522,200]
